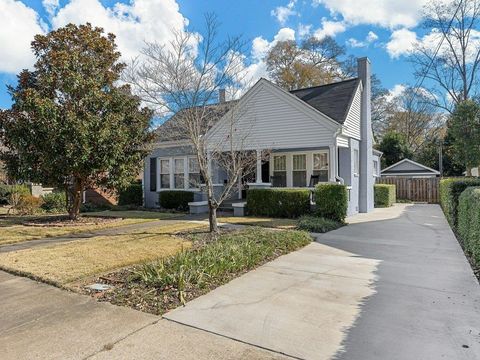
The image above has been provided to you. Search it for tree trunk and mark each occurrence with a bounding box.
[208,201,218,233]
[68,177,83,220]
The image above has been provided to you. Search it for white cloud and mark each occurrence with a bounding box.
[386,28,418,58]
[347,38,366,48]
[51,0,189,62]
[42,0,59,17]
[366,31,378,42]
[313,19,346,39]
[241,27,297,85]
[347,30,379,48]
[388,84,406,101]
[0,0,46,73]
[298,23,312,38]
[312,0,428,29]
[271,0,297,26]
[274,27,296,42]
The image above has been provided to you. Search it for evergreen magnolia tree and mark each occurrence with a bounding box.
[0,24,153,219]
[448,100,480,176]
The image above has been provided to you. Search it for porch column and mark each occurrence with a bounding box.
[207,151,212,180]
[256,149,262,183]
[329,144,336,182]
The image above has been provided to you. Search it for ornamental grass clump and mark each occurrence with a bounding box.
[133,227,311,303]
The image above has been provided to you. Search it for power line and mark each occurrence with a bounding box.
[413,0,464,93]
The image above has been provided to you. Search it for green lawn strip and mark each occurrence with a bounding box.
[92,227,312,315]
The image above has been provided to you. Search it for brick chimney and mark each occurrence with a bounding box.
[218,88,226,103]
[358,57,374,213]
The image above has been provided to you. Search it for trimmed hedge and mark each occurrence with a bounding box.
[440,178,480,229]
[458,187,480,266]
[159,190,194,211]
[374,184,396,207]
[118,182,143,206]
[247,188,311,218]
[41,192,66,213]
[314,183,348,222]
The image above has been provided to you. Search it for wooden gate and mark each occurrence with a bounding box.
[376,177,440,203]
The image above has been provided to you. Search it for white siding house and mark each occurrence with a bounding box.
[144,57,378,215]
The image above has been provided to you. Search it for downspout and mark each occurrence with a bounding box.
[333,128,344,184]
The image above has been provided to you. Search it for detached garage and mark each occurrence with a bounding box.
[381,159,440,178]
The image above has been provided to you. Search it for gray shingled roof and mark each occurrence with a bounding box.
[155,78,360,142]
[290,78,361,124]
[155,101,237,142]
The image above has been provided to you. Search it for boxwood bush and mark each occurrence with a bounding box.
[314,183,348,222]
[374,184,396,207]
[159,190,194,211]
[440,178,480,229]
[458,187,480,266]
[41,192,66,213]
[247,188,310,218]
[118,182,143,206]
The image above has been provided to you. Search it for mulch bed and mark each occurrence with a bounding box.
[22,215,121,227]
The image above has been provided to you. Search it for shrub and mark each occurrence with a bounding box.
[374,184,396,207]
[458,187,480,266]
[41,192,66,213]
[118,182,143,206]
[159,190,194,211]
[439,178,480,229]
[0,184,30,205]
[80,202,112,213]
[297,215,343,233]
[247,188,311,218]
[15,194,43,215]
[134,228,312,303]
[314,183,348,222]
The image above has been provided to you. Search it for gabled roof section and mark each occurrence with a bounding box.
[381,158,440,175]
[290,78,361,124]
[155,101,237,142]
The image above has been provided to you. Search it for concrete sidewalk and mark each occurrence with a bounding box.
[0,270,284,360]
[165,204,480,360]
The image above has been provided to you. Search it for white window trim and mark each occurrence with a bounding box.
[270,150,330,188]
[156,155,200,192]
[353,149,360,177]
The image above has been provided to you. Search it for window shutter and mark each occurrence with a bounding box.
[150,158,157,191]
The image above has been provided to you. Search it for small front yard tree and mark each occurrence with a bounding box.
[0,23,153,219]
[125,14,259,233]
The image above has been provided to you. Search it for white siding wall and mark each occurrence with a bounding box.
[207,81,339,151]
[342,84,361,140]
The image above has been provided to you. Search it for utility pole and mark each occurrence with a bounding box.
[439,141,443,177]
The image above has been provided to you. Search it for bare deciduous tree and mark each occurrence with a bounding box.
[385,87,445,152]
[411,0,480,112]
[124,14,261,233]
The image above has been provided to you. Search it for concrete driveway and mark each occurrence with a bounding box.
[165,204,480,359]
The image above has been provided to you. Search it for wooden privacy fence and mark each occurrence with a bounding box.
[376,177,440,203]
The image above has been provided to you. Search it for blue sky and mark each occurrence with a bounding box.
[0,0,433,108]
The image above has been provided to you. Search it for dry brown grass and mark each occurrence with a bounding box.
[218,216,297,229]
[85,210,182,219]
[0,217,154,246]
[0,222,206,285]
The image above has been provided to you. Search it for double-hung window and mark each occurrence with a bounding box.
[160,159,170,189]
[313,153,329,182]
[292,154,307,187]
[189,157,201,188]
[174,158,185,189]
[273,155,287,187]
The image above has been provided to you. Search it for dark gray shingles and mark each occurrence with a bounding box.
[290,78,361,124]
